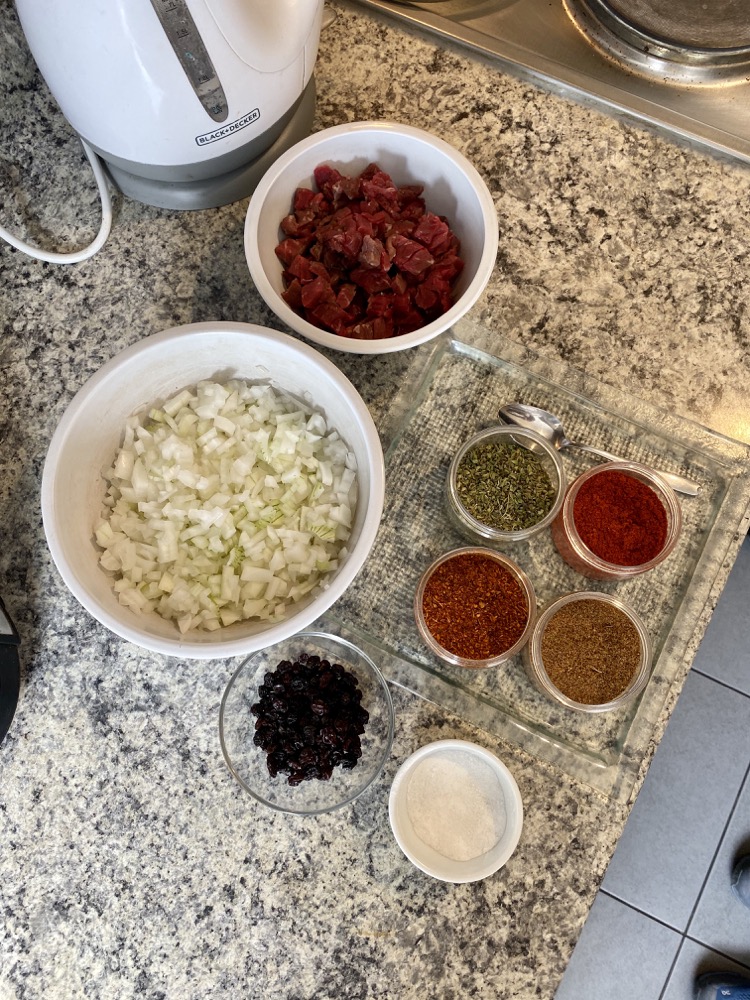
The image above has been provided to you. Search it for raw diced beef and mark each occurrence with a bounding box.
[358,234,387,270]
[412,213,453,256]
[350,267,392,296]
[300,274,336,309]
[275,237,309,267]
[275,162,464,340]
[389,235,435,276]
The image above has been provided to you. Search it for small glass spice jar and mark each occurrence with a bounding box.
[446,425,566,546]
[414,546,537,668]
[551,461,682,581]
[522,591,652,714]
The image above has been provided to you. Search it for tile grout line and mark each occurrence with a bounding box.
[599,760,750,996]
[682,937,750,975]
[584,890,686,1000]
[662,656,750,994]
[682,760,750,938]
[600,761,750,931]
[658,936,687,1000]
[690,665,750,700]
[597,888,684,933]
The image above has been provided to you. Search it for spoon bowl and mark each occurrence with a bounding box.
[497,403,699,497]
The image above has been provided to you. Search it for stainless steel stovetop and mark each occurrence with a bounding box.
[347,0,750,166]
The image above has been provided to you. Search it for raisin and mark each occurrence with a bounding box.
[251,651,370,786]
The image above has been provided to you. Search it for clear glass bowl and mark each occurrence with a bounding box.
[414,546,537,668]
[522,591,653,713]
[219,631,395,815]
[550,461,682,581]
[445,425,566,546]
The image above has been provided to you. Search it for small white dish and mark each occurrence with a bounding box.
[388,739,523,883]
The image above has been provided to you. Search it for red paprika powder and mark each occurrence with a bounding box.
[419,551,529,662]
[572,469,668,566]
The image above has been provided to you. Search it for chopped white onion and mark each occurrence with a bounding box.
[95,380,358,633]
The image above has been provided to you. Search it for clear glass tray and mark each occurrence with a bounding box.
[329,319,750,802]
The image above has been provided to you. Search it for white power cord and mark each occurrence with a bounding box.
[0,139,112,264]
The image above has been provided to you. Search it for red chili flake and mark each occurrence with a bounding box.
[275,162,464,340]
[421,552,529,662]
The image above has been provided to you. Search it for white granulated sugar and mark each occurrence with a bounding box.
[406,749,507,862]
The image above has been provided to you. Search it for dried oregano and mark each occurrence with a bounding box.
[456,440,556,531]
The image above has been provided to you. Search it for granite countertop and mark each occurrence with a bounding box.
[1,1,750,997]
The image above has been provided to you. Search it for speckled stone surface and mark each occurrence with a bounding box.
[1,0,749,997]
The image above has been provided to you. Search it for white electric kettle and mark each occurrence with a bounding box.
[14,0,324,211]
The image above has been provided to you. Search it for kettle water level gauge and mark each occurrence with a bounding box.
[149,0,229,121]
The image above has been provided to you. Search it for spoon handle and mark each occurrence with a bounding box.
[571,444,700,497]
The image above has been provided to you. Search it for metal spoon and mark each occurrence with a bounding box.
[497,402,700,497]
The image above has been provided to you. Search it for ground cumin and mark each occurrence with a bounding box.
[540,598,642,705]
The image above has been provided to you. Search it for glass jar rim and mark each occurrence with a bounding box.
[528,590,652,712]
[447,425,566,542]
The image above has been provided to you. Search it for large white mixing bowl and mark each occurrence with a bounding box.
[41,322,385,659]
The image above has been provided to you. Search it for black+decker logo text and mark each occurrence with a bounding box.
[196,109,260,146]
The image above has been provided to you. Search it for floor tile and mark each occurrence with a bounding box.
[688,771,750,967]
[662,937,750,1000]
[554,893,681,1000]
[692,536,750,696]
[601,672,750,930]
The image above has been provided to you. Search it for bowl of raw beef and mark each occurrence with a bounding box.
[244,121,499,354]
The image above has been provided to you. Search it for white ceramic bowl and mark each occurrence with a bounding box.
[388,739,523,883]
[41,322,385,659]
[244,120,499,354]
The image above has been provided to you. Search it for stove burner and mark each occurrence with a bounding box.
[565,0,750,84]
[351,0,750,165]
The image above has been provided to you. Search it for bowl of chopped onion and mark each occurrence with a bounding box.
[244,120,499,354]
[41,322,385,659]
